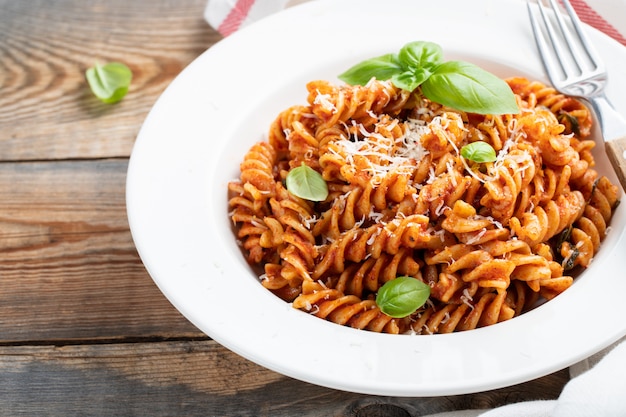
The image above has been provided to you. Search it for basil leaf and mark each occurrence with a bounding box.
[421,61,519,114]
[555,224,573,254]
[558,112,580,136]
[563,247,579,270]
[376,276,430,318]
[391,67,431,92]
[338,53,403,86]
[338,41,520,115]
[86,62,132,104]
[460,141,497,163]
[285,163,328,202]
[343,42,443,91]
[397,41,443,71]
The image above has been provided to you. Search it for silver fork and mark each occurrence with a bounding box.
[528,0,626,192]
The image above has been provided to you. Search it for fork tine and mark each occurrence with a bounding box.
[535,0,580,79]
[527,1,564,83]
[559,0,604,72]
[546,0,587,74]
[528,0,604,84]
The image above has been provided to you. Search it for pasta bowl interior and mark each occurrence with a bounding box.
[126,0,626,396]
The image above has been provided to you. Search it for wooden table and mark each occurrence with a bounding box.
[0,1,570,415]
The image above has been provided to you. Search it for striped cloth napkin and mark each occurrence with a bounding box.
[204,0,626,45]
[203,0,626,415]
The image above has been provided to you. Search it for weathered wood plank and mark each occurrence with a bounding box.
[0,340,569,417]
[0,0,222,161]
[0,159,202,342]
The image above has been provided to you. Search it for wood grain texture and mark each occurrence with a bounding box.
[0,159,202,342]
[0,157,571,413]
[605,136,626,192]
[0,0,221,161]
[0,341,570,417]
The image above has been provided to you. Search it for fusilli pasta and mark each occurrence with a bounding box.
[228,76,619,334]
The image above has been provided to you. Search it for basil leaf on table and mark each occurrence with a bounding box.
[286,163,328,202]
[460,141,497,163]
[85,62,132,104]
[376,276,431,318]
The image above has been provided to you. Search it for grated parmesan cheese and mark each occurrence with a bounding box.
[440,311,451,324]
[366,227,383,246]
[434,200,449,217]
[368,206,385,224]
[334,117,432,185]
[470,214,504,229]
[250,218,266,228]
[465,228,487,245]
[313,90,337,113]
[461,288,474,310]
[301,214,319,230]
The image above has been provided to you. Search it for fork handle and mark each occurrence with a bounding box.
[605,137,626,193]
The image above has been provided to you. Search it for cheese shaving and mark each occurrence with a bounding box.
[314,90,337,113]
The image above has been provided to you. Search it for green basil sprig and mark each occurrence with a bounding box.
[338,41,519,115]
[85,62,132,104]
[286,163,328,201]
[376,276,431,318]
[460,141,497,163]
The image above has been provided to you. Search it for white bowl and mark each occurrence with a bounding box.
[126,0,626,396]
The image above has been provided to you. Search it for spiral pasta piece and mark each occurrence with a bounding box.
[507,76,593,137]
[228,76,620,334]
[294,281,402,333]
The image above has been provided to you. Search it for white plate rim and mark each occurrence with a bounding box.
[126,0,626,396]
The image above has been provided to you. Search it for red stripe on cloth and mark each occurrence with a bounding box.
[568,0,626,46]
[218,0,256,36]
